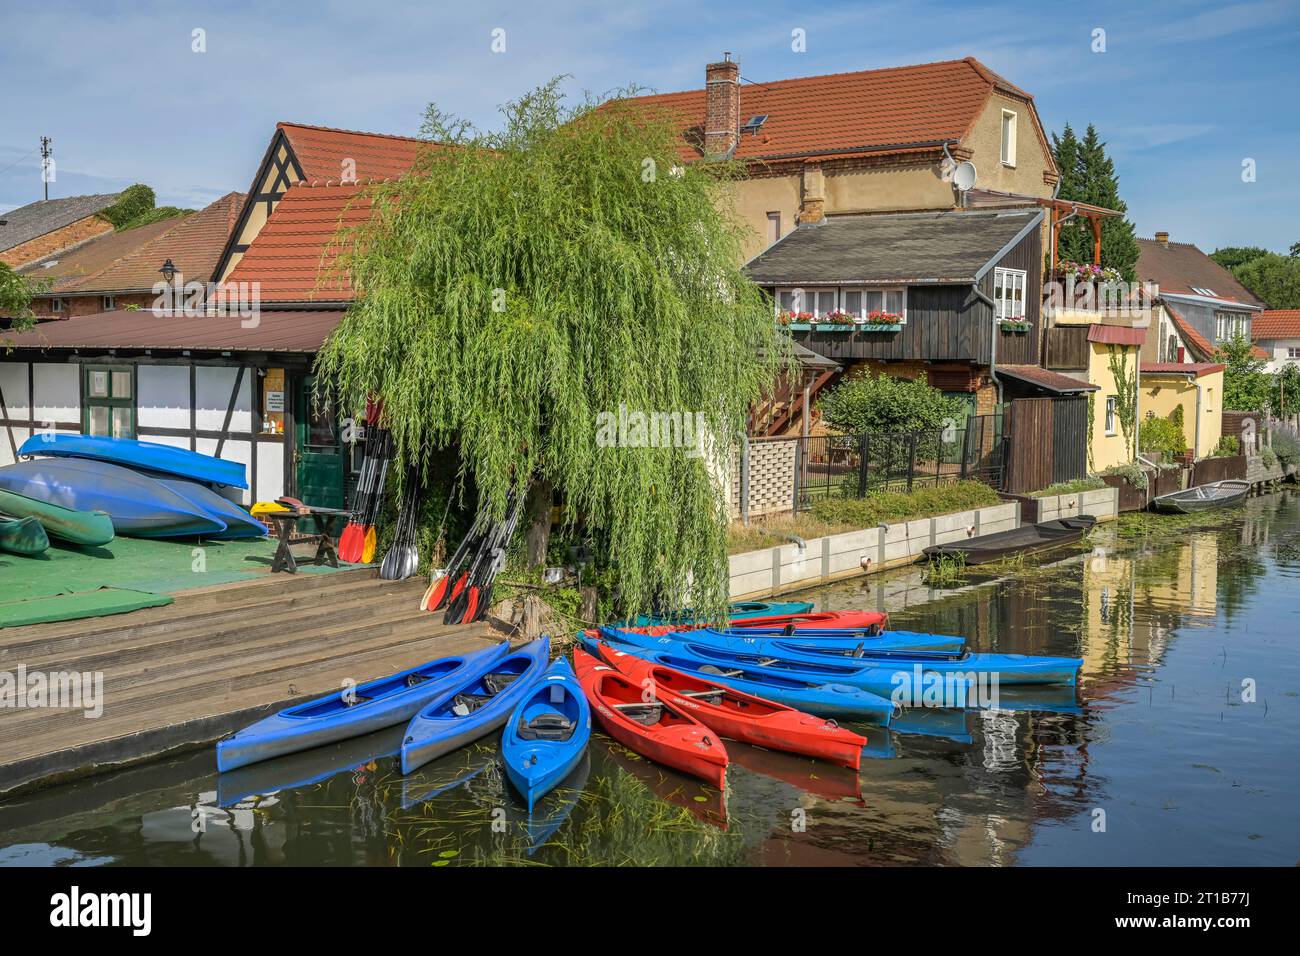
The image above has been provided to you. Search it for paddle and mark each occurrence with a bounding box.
[379,460,423,580]
[338,419,377,562]
[360,430,392,564]
[423,510,488,611]
[462,486,526,623]
[444,487,522,625]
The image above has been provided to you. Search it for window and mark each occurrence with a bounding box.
[83,364,135,438]
[765,212,781,247]
[993,268,1027,321]
[51,297,65,313]
[842,288,907,322]
[1104,396,1117,435]
[1215,311,1248,341]
[776,287,837,316]
[1287,347,1300,360]
[1000,109,1017,166]
[102,295,116,311]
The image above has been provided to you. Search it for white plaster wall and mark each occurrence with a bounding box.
[0,362,30,467]
[195,366,252,433]
[137,365,190,430]
[32,363,78,426]
[256,440,285,503]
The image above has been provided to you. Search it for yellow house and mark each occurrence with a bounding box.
[1084,324,1145,470]
[1139,363,1225,459]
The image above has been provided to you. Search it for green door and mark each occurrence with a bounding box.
[294,376,345,508]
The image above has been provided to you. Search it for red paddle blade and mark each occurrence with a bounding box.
[338,524,360,562]
[449,573,468,603]
[428,575,452,611]
[460,587,480,625]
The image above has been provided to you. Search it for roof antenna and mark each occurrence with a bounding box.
[40,136,53,201]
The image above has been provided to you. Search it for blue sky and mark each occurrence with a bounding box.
[2,0,1297,251]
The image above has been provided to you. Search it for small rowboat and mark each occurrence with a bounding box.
[502,656,591,811]
[582,633,896,724]
[0,514,49,556]
[401,638,550,774]
[922,516,1095,565]
[574,647,728,788]
[600,646,866,769]
[1151,479,1249,514]
[217,642,510,772]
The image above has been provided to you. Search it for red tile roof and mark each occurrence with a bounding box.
[1161,299,1214,361]
[1253,310,1300,340]
[1135,238,1262,306]
[1087,324,1146,346]
[1141,362,1225,378]
[220,183,370,302]
[1,307,344,353]
[56,192,245,292]
[621,57,1052,167]
[278,122,425,183]
[998,365,1098,393]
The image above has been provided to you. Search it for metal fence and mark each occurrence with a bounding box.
[792,414,1004,511]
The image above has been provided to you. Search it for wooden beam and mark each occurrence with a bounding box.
[1091,216,1102,266]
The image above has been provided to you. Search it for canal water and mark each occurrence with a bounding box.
[2,492,1298,866]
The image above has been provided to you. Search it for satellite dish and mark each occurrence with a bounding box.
[952,161,978,192]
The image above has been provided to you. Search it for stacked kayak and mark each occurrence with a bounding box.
[501,657,591,811]
[631,599,814,626]
[597,643,867,769]
[401,638,550,774]
[0,488,114,547]
[0,515,48,556]
[19,433,248,488]
[583,632,896,724]
[575,647,728,788]
[616,624,964,654]
[218,643,511,771]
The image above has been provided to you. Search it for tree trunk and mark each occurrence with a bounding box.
[524,478,553,568]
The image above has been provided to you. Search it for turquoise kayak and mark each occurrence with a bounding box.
[501,656,591,812]
[401,638,550,774]
[583,633,896,724]
[0,487,114,546]
[20,433,248,489]
[0,515,48,555]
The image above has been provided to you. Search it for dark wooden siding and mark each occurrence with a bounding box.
[1051,396,1088,484]
[980,223,1042,366]
[1004,398,1055,494]
[1045,325,1090,369]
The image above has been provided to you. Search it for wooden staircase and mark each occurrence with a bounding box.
[0,570,499,796]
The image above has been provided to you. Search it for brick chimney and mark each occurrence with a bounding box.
[704,54,740,158]
[1155,231,1170,246]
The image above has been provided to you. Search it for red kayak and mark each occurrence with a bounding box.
[596,642,867,770]
[599,610,888,642]
[573,647,728,789]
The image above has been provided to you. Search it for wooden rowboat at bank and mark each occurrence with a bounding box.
[922,516,1096,565]
[1151,480,1249,514]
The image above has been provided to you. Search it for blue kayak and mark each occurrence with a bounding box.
[584,635,896,725]
[153,476,267,539]
[0,457,226,538]
[501,657,591,812]
[631,600,814,626]
[730,626,966,653]
[401,638,550,774]
[20,433,248,489]
[669,628,1082,686]
[217,642,511,771]
[217,725,405,806]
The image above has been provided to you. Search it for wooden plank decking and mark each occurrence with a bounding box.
[0,569,501,797]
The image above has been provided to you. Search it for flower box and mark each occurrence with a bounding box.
[999,320,1032,333]
[857,323,902,332]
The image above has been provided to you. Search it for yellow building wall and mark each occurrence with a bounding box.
[1088,341,1139,470]
[1141,370,1223,458]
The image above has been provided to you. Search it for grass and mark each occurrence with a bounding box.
[1027,476,1107,498]
[726,513,865,554]
[923,553,967,587]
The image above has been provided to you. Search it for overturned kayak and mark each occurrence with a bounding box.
[600,645,866,769]
[0,515,49,556]
[217,642,511,771]
[401,638,550,774]
[502,656,591,812]
[0,488,114,547]
[584,633,895,724]
[575,647,728,788]
[153,476,267,539]
[0,458,226,538]
[20,433,248,489]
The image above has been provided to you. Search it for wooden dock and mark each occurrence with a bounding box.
[0,569,500,797]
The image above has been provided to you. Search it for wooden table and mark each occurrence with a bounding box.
[269,507,350,573]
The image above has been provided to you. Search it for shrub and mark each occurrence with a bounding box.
[1029,476,1106,497]
[1272,430,1300,467]
[1140,413,1185,458]
[1261,447,1278,469]
[809,480,1001,528]
[1211,435,1241,458]
[1101,462,1148,490]
[818,371,964,435]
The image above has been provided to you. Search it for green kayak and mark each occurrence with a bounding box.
[0,515,49,556]
[0,488,115,547]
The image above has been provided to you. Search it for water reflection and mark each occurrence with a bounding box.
[2,493,1297,866]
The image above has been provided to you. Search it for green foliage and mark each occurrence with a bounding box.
[809,481,1001,527]
[1051,123,1140,281]
[1272,429,1300,467]
[1232,253,1300,309]
[1217,332,1271,411]
[1140,411,1186,457]
[314,79,787,622]
[117,206,192,231]
[96,184,157,229]
[1107,345,1138,458]
[1260,447,1277,469]
[1211,434,1240,457]
[1,261,46,336]
[818,371,962,434]
[924,553,966,587]
[1101,462,1148,490]
[1273,364,1300,417]
[1210,246,1271,271]
[1029,476,1106,497]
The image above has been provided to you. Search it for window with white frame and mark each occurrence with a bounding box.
[1000,109,1017,166]
[102,295,116,311]
[765,212,781,247]
[776,287,837,317]
[993,268,1027,321]
[842,288,906,322]
[51,297,65,313]
[1215,311,1248,341]
[1287,347,1300,360]
[1105,396,1117,435]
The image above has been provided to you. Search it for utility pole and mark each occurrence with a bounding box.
[40,136,52,200]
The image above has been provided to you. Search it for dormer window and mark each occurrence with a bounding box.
[1000,109,1017,167]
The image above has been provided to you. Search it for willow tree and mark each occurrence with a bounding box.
[315,79,787,619]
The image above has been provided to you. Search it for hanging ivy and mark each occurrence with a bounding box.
[1107,344,1138,459]
[314,79,789,621]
